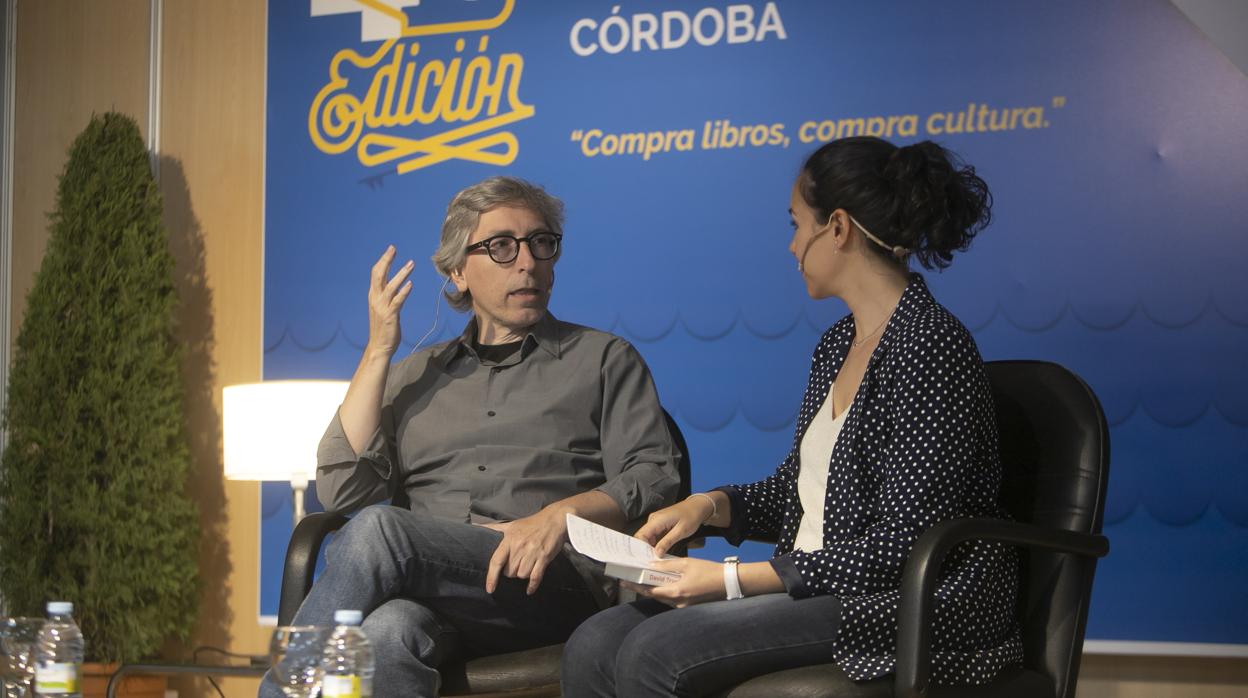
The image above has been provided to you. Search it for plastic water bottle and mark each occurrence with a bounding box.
[34,601,84,697]
[320,609,374,698]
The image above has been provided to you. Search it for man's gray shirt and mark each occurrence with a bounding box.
[316,313,681,523]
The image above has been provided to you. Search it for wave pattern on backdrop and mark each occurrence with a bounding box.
[263,0,1248,648]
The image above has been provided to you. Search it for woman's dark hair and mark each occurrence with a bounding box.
[798,137,992,270]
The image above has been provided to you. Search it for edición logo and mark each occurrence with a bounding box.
[308,0,533,175]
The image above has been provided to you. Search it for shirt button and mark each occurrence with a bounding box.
[487,410,496,417]
[478,465,487,471]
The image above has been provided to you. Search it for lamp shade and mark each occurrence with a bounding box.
[222,380,350,482]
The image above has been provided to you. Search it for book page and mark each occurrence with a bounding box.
[565,513,676,567]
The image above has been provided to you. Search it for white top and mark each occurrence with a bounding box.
[794,384,848,553]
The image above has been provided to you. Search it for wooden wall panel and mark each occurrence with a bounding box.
[10,0,150,340]
[11,1,268,695]
[1080,655,1248,697]
[158,1,267,696]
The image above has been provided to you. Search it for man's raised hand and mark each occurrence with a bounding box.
[368,246,414,358]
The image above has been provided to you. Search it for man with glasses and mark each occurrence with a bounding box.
[261,177,681,698]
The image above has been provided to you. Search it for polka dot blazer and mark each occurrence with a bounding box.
[717,274,1023,684]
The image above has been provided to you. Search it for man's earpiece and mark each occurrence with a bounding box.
[411,277,451,353]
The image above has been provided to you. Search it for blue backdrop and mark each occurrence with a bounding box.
[261,0,1248,648]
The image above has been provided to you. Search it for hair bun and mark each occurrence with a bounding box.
[799,137,992,270]
[882,141,992,269]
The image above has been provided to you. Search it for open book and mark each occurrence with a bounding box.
[565,513,681,586]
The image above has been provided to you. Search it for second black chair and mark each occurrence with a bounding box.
[715,360,1111,698]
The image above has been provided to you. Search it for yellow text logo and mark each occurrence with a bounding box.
[308,0,533,175]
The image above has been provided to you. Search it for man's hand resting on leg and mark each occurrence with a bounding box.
[482,490,626,595]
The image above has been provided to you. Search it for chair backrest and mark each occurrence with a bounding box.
[985,360,1109,698]
[667,408,693,502]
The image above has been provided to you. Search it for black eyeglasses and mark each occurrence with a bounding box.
[465,231,562,263]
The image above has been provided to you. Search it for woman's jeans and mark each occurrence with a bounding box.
[562,592,844,697]
[257,506,599,698]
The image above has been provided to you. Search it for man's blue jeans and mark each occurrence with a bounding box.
[258,506,599,698]
[561,593,844,697]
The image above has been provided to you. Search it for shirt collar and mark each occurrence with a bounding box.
[524,311,563,358]
[874,272,934,352]
[436,311,563,363]
[822,272,934,369]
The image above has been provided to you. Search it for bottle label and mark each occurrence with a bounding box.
[35,662,80,694]
[322,674,361,698]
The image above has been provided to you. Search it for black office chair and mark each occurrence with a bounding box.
[277,409,692,697]
[716,360,1111,698]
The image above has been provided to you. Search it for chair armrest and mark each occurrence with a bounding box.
[681,527,779,553]
[277,511,350,625]
[692,525,780,545]
[893,518,1109,698]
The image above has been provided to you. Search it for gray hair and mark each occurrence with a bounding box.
[431,176,566,312]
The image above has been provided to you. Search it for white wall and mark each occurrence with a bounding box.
[1173,0,1248,74]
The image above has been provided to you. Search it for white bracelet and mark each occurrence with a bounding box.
[723,555,744,600]
[689,492,717,523]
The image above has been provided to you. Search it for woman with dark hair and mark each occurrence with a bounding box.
[561,137,1023,696]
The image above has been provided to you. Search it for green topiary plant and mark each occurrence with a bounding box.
[0,112,199,662]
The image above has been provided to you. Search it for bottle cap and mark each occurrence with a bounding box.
[334,609,363,625]
[47,601,73,615]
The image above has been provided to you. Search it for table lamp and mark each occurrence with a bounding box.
[223,380,350,527]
